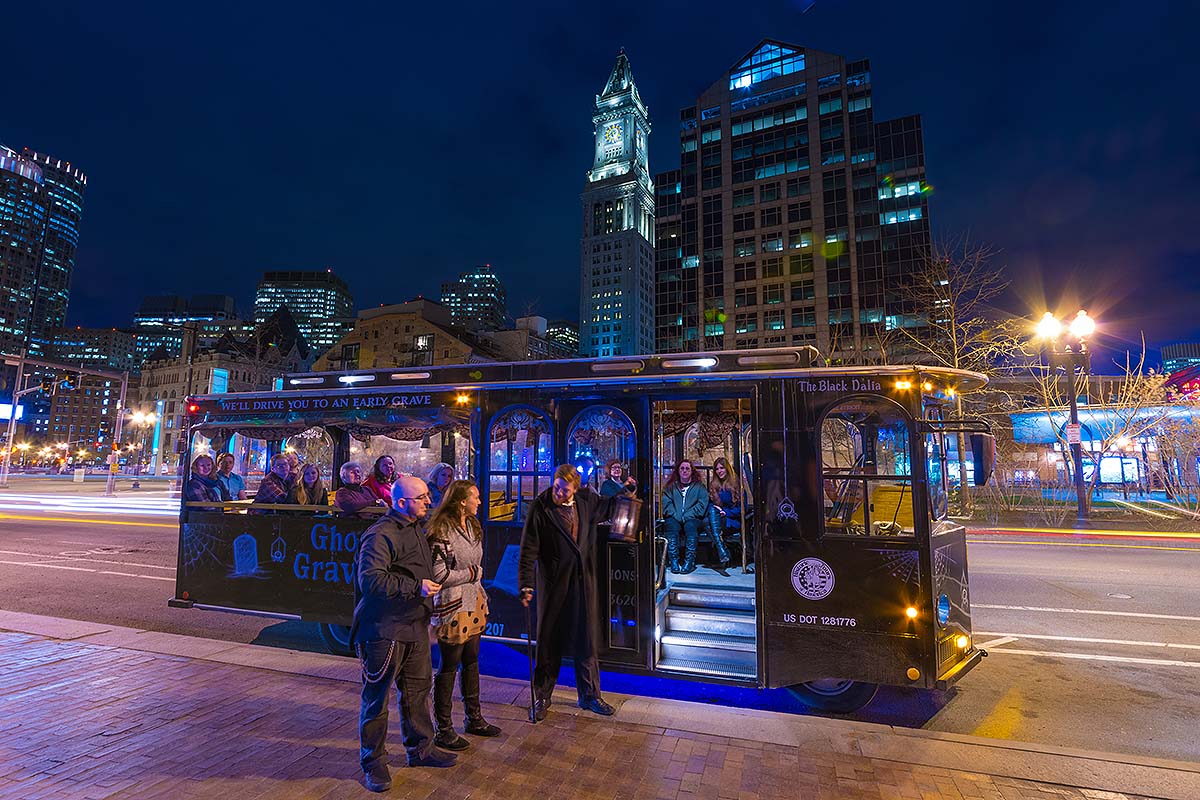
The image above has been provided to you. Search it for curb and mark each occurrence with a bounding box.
[2,609,1197,800]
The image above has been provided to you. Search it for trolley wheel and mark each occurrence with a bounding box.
[317,623,354,656]
[786,679,879,713]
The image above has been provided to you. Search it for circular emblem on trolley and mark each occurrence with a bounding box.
[791,557,835,600]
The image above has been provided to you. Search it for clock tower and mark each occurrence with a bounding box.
[580,50,655,358]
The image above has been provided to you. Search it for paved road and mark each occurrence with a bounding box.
[1,487,1197,763]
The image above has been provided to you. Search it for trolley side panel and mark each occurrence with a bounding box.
[762,537,931,688]
[176,512,363,625]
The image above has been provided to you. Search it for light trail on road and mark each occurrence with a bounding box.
[0,513,176,529]
[0,493,178,517]
[969,526,1200,540]
[967,538,1199,552]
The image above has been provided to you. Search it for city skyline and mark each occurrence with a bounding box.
[4,2,1196,364]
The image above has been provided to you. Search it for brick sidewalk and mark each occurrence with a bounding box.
[0,630,1176,800]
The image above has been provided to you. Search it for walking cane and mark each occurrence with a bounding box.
[524,594,538,724]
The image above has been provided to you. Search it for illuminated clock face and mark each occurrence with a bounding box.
[604,122,623,144]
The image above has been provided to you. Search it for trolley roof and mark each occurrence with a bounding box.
[189,347,987,406]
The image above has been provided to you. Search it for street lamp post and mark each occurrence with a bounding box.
[1037,310,1096,526]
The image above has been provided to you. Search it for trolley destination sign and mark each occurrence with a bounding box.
[201,392,446,415]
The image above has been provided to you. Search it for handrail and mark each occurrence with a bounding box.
[182,501,386,514]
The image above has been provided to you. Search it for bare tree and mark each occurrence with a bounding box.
[889,237,1028,513]
[1033,341,1193,515]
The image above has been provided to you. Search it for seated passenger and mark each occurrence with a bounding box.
[599,459,628,498]
[426,462,455,508]
[253,454,293,506]
[660,459,711,575]
[707,457,749,575]
[215,452,247,500]
[362,455,396,507]
[334,461,386,517]
[290,463,329,506]
[185,454,229,504]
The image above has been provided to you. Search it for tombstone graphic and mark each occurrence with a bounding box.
[232,533,259,576]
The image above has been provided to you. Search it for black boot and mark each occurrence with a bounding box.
[680,525,698,574]
[666,530,681,574]
[709,508,732,574]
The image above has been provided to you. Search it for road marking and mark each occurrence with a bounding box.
[97,570,174,582]
[988,647,1200,669]
[975,632,1200,651]
[970,526,1200,539]
[976,636,1017,648]
[0,549,174,571]
[0,558,175,583]
[974,604,1200,623]
[0,559,96,572]
[967,538,1200,552]
[0,513,176,529]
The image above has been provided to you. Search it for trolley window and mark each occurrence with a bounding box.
[820,396,915,537]
[487,405,553,523]
[566,406,636,492]
[348,425,470,491]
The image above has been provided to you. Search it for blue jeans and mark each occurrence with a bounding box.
[358,637,436,771]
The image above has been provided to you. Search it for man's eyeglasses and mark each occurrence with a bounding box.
[402,493,431,502]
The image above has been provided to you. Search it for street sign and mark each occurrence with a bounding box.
[1065,423,1081,445]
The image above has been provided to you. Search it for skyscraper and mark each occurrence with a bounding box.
[440,264,507,332]
[254,269,355,354]
[132,294,240,364]
[580,51,656,358]
[654,40,931,360]
[0,145,86,357]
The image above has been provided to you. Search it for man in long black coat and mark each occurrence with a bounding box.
[519,463,634,719]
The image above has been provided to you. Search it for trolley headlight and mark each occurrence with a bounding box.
[956,635,971,650]
[905,606,919,619]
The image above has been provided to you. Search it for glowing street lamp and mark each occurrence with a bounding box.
[1034,309,1097,525]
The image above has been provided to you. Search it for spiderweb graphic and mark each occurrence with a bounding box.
[933,545,959,582]
[867,548,920,586]
[181,525,226,576]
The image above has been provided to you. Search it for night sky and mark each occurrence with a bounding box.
[5,1,1197,366]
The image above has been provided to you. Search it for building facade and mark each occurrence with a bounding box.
[653,41,931,360]
[48,373,130,453]
[1162,342,1200,374]
[137,324,309,472]
[483,316,577,362]
[440,264,507,332]
[0,145,86,358]
[580,51,656,358]
[132,294,240,365]
[314,300,484,371]
[52,327,139,372]
[546,319,581,355]
[254,270,355,356]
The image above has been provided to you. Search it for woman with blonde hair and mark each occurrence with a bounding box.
[427,479,502,750]
[709,456,753,574]
[289,463,328,506]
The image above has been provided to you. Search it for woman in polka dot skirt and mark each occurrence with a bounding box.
[428,479,503,750]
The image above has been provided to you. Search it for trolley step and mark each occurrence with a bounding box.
[668,584,756,612]
[656,655,756,681]
[663,607,756,638]
[660,630,756,652]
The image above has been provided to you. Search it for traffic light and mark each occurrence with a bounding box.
[61,374,78,391]
[39,376,56,394]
